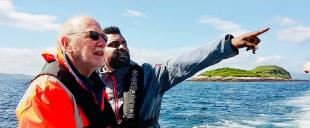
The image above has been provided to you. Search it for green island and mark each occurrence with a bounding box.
[191,65,305,82]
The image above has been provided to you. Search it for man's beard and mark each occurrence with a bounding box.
[110,51,130,69]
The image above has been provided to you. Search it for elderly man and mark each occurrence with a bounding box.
[99,26,269,127]
[16,16,117,128]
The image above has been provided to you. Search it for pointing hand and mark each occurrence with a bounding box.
[231,27,269,54]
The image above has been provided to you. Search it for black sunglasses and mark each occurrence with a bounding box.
[68,31,107,41]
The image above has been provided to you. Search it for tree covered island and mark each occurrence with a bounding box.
[191,65,306,82]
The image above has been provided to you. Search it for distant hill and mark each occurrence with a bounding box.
[191,65,306,82]
[0,73,33,80]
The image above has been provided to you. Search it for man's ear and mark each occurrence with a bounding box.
[61,36,73,53]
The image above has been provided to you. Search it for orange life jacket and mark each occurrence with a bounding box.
[16,49,117,128]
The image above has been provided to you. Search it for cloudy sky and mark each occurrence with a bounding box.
[0,0,309,76]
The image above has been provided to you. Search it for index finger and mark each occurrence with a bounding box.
[248,27,270,37]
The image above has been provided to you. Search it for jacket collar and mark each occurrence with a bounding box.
[99,61,139,80]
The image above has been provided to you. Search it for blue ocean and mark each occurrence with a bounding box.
[1,76,310,128]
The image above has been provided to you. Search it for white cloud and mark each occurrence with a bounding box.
[198,16,248,36]
[121,9,147,18]
[0,0,13,10]
[130,44,205,65]
[0,0,60,31]
[272,17,310,43]
[276,26,310,43]
[255,55,284,65]
[272,16,299,26]
[130,48,165,64]
[0,47,55,75]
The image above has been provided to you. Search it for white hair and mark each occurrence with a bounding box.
[56,15,98,49]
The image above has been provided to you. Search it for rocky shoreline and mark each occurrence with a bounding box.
[190,76,309,82]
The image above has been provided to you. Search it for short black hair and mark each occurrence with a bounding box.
[103,26,121,34]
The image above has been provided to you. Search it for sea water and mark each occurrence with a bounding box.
[1,77,310,128]
[160,81,310,128]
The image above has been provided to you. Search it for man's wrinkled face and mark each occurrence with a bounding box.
[103,33,130,70]
[67,19,106,68]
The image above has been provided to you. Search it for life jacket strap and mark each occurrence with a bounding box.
[37,60,117,127]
